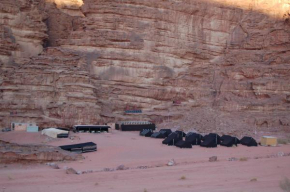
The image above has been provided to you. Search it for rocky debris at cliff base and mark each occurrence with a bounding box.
[0,140,82,163]
[228,157,238,161]
[66,168,78,174]
[167,159,176,166]
[116,165,128,170]
[209,156,218,162]
[46,162,60,169]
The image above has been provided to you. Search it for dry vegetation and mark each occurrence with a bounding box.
[180,176,186,180]
[250,178,258,182]
[239,157,248,161]
[280,177,290,192]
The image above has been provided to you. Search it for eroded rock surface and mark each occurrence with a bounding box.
[0,140,82,163]
[0,0,290,135]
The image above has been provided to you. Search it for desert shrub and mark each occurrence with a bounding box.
[250,178,257,182]
[180,176,186,180]
[278,138,290,145]
[239,157,248,161]
[280,177,290,192]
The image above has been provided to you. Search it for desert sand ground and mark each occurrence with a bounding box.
[0,130,290,192]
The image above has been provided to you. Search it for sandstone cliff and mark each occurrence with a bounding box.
[0,0,289,136]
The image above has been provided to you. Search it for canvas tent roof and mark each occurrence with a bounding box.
[42,128,69,138]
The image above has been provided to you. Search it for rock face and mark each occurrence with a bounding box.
[0,0,290,135]
[0,140,82,163]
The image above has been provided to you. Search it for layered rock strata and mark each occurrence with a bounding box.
[0,0,290,135]
[0,140,82,163]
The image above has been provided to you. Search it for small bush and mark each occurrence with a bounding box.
[239,157,248,161]
[7,175,13,180]
[280,177,290,192]
[278,139,289,145]
[180,176,186,180]
[250,178,258,182]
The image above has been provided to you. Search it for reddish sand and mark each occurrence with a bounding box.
[0,130,290,192]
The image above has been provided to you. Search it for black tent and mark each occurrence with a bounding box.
[175,131,186,138]
[240,136,258,147]
[200,137,218,148]
[73,125,110,133]
[220,135,232,141]
[159,129,172,137]
[115,124,120,130]
[175,140,192,148]
[115,121,156,131]
[59,142,97,153]
[162,132,182,146]
[203,133,221,144]
[140,129,153,137]
[151,132,166,138]
[220,135,240,147]
[185,132,203,145]
[121,124,156,131]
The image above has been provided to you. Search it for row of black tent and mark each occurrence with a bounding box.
[140,129,258,148]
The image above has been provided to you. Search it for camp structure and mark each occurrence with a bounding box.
[151,131,166,139]
[220,135,240,147]
[59,142,97,153]
[202,133,221,144]
[73,125,110,133]
[185,132,203,145]
[240,136,258,147]
[140,129,154,137]
[11,122,38,132]
[11,122,27,131]
[200,137,218,148]
[42,128,69,138]
[115,121,156,131]
[162,132,182,146]
[57,133,69,138]
[175,130,186,137]
[56,127,70,131]
[200,133,220,148]
[175,140,192,148]
[159,129,172,137]
[260,136,277,146]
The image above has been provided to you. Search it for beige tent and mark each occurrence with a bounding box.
[41,128,69,138]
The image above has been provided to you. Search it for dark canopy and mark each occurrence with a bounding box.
[185,132,203,145]
[73,125,110,133]
[175,140,192,148]
[159,129,172,137]
[140,129,153,137]
[175,131,186,137]
[203,133,221,144]
[151,132,166,138]
[200,137,218,148]
[240,136,258,147]
[162,132,182,146]
[59,142,97,153]
[220,135,240,147]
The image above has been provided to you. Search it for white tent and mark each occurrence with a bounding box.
[41,128,69,138]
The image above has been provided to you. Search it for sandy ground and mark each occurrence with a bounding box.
[0,130,290,192]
